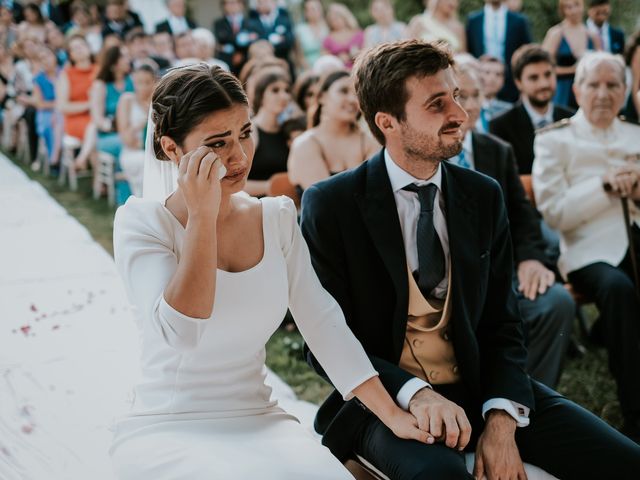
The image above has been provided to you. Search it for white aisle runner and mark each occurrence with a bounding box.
[0,154,318,480]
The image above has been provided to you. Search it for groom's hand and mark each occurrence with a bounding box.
[473,410,527,480]
[408,387,471,450]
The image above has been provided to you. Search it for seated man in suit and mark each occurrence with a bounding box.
[586,0,625,55]
[155,0,196,36]
[213,0,255,75]
[247,0,294,75]
[449,63,574,388]
[476,55,512,132]
[102,0,143,40]
[533,51,640,443]
[466,0,532,102]
[301,39,640,480]
[490,44,574,175]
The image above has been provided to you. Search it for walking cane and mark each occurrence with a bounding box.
[620,197,640,300]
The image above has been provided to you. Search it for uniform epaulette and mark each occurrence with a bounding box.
[535,117,571,134]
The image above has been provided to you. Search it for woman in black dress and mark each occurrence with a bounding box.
[245,69,292,196]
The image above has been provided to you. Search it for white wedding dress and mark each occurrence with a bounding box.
[110,194,377,479]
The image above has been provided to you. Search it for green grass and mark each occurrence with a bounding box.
[9,154,622,428]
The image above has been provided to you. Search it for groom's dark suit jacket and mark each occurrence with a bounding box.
[300,151,534,460]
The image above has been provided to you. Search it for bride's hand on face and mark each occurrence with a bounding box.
[177,146,224,219]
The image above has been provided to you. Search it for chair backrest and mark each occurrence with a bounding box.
[267,172,300,208]
[520,174,535,207]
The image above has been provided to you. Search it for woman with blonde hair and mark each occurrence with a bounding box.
[408,0,465,52]
[322,3,363,69]
[543,0,600,108]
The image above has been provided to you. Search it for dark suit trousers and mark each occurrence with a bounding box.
[354,381,640,480]
[567,225,640,420]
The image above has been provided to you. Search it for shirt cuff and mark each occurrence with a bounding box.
[396,377,432,411]
[482,398,530,427]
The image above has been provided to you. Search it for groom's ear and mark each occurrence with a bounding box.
[160,135,181,164]
[374,111,396,140]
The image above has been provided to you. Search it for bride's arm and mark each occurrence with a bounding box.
[114,148,222,350]
[276,196,430,443]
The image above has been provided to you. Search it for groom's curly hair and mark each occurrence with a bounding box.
[152,63,248,161]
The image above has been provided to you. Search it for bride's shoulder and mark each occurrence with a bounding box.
[114,197,174,237]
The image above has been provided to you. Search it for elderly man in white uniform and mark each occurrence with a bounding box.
[533,51,640,443]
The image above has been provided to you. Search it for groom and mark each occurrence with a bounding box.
[300,40,640,479]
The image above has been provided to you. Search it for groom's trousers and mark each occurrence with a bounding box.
[353,381,640,480]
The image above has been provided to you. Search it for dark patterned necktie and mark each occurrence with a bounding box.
[402,183,445,297]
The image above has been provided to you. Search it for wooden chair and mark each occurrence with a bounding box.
[93,151,116,206]
[345,456,389,480]
[267,172,300,208]
[58,135,91,191]
[519,174,593,341]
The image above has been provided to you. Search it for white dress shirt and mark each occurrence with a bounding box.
[483,3,508,61]
[586,19,610,52]
[523,97,554,129]
[385,150,530,426]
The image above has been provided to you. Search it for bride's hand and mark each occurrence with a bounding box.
[177,146,223,219]
[384,408,435,444]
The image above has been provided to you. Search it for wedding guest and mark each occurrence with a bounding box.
[533,52,640,442]
[12,35,41,164]
[281,114,307,148]
[110,63,424,478]
[190,28,230,71]
[506,0,523,11]
[288,70,378,193]
[45,23,67,65]
[125,29,170,72]
[63,2,102,54]
[247,0,295,74]
[173,31,198,64]
[246,69,291,196]
[542,0,599,109]
[33,45,60,167]
[476,55,512,131]
[213,0,254,75]
[0,5,18,50]
[295,0,328,71]
[293,69,319,113]
[586,0,625,55]
[322,3,363,69]
[408,0,465,52]
[452,63,575,388]
[117,63,155,197]
[91,44,133,202]
[364,0,406,50]
[155,0,195,36]
[101,0,142,40]
[17,2,51,43]
[490,44,574,175]
[151,31,176,65]
[91,44,132,159]
[466,0,533,102]
[56,34,97,170]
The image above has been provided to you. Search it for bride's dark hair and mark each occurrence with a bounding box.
[152,64,248,161]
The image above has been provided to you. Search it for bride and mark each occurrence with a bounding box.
[109,64,430,479]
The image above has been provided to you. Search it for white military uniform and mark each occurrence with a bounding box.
[532,109,640,278]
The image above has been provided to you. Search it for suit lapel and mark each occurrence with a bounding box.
[441,163,480,333]
[355,151,408,356]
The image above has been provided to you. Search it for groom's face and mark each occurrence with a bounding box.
[398,68,467,164]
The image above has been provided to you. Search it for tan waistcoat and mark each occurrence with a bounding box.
[398,264,460,385]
